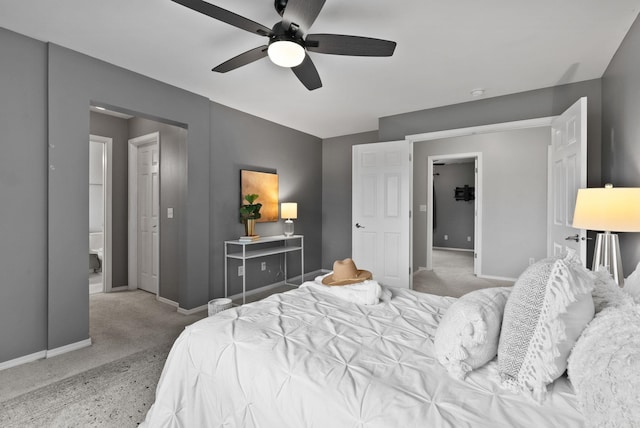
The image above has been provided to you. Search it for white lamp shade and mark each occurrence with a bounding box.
[281,202,298,220]
[268,41,305,68]
[573,187,640,232]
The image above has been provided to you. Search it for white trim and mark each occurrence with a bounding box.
[89,134,113,292]
[433,247,475,252]
[0,350,47,371]
[110,286,128,292]
[426,152,482,276]
[405,117,554,143]
[478,274,517,283]
[128,132,160,294]
[157,295,178,307]
[178,304,208,315]
[46,338,92,359]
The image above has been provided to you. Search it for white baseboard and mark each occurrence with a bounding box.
[478,274,517,282]
[157,296,178,308]
[46,338,92,359]
[433,246,474,252]
[177,304,208,315]
[0,350,47,371]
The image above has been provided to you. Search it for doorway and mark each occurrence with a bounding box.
[408,117,554,281]
[89,134,113,293]
[427,154,480,275]
[128,132,160,295]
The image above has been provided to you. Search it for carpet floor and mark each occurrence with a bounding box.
[0,344,169,427]
[412,249,514,297]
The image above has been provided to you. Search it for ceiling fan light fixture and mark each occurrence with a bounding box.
[268,40,305,68]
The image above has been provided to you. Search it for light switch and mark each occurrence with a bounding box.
[419,204,427,212]
[167,208,174,219]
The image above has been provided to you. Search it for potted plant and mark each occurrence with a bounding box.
[240,193,262,236]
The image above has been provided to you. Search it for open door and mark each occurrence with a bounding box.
[352,141,411,288]
[128,132,160,295]
[548,97,587,263]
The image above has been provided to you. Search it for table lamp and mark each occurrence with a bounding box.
[572,184,640,286]
[281,202,298,237]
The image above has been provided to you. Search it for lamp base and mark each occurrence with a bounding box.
[284,219,294,237]
[593,232,623,287]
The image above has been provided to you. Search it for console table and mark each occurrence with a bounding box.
[224,235,304,304]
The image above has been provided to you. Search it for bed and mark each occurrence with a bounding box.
[141,283,586,427]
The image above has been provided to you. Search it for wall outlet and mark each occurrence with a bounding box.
[467,236,471,242]
[419,204,427,212]
[261,262,266,271]
[444,235,448,240]
[167,207,174,219]
[238,266,244,276]
[529,258,535,266]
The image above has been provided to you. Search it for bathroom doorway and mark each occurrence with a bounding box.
[89,134,113,293]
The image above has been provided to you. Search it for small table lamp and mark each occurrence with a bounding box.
[572,184,640,286]
[281,202,298,237]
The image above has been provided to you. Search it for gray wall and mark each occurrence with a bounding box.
[380,79,603,188]
[0,26,324,365]
[322,131,379,268]
[413,128,550,278]
[89,112,129,288]
[0,28,48,362]
[210,102,322,297]
[432,163,475,250]
[602,13,640,276]
[47,43,211,350]
[321,81,602,276]
[129,117,188,303]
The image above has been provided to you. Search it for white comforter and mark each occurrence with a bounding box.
[142,285,584,427]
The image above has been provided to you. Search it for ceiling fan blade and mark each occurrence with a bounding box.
[172,0,272,37]
[282,0,326,35]
[291,54,322,90]
[306,34,397,56]
[212,46,269,73]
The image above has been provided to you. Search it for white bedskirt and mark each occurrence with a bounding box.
[142,285,584,427]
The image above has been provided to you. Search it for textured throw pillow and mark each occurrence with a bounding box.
[624,261,640,302]
[497,251,594,400]
[568,304,640,428]
[434,287,511,380]
[591,267,635,313]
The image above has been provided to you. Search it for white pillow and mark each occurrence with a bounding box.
[591,267,635,313]
[434,287,511,380]
[568,304,640,428]
[497,251,594,401]
[624,261,640,302]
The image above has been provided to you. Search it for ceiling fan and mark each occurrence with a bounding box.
[171,0,397,90]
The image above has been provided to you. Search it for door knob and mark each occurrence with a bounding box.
[565,234,591,242]
[355,223,365,229]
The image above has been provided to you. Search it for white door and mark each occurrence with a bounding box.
[352,141,411,288]
[137,142,160,294]
[548,97,587,262]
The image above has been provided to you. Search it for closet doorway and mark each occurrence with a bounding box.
[89,134,113,293]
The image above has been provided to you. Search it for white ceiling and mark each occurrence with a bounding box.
[1,0,639,138]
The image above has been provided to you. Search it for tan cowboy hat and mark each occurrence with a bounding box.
[322,258,372,286]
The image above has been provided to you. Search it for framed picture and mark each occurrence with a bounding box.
[240,170,279,222]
